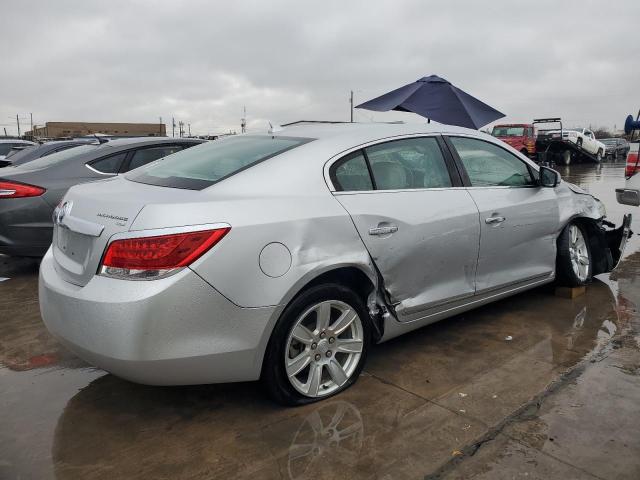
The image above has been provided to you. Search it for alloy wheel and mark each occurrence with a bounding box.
[569,225,589,282]
[285,300,364,398]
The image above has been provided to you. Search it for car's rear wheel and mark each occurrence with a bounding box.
[262,284,371,405]
[556,222,592,287]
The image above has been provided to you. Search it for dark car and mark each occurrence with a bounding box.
[0,137,204,256]
[0,139,96,168]
[601,138,630,160]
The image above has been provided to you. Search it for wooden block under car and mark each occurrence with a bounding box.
[555,286,586,299]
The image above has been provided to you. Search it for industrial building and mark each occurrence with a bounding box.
[26,122,166,138]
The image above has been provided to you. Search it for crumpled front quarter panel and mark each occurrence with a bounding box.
[556,182,604,229]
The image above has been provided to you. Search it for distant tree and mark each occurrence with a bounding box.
[593,127,613,139]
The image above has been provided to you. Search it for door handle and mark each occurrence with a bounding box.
[369,225,398,236]
[485,216,506,225]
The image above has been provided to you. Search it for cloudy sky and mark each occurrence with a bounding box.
[1,0,639,136]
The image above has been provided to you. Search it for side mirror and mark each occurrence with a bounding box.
[539,166,560,187]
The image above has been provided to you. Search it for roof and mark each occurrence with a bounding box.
[259,121,486,151]
[97,137,203,148]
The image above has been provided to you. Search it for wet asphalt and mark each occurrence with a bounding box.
[1,160,639,480]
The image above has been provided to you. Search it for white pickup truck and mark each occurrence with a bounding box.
[547,128,606,161]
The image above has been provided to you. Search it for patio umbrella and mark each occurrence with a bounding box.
[355,75,505,129]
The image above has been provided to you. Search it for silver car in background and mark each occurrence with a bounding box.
[39,123,631,405]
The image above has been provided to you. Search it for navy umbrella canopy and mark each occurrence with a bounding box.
[355,75,505,129]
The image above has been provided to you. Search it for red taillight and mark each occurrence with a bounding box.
[626,153,639,177]
[100,227,230,279]
[0,180,45,198]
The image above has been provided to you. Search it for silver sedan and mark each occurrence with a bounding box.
[39,123,631,405]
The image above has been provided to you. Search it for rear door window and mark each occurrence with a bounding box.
[332,151,373,191]
[365,137,452,190]
[88,152,128,174]
[126,145,183,171]
[127,135,313,189]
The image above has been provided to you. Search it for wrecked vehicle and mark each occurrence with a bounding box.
[38,123,632,405]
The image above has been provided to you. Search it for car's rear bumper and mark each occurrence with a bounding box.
[39,248,279,385]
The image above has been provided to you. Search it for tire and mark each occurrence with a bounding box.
[595,149,603,163]
[562,150,571,165]
[262,283,371,405]
[556,222,592,287]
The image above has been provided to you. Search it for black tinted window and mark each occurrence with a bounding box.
[89,152,127,174]
[128,145,183,171]
[127,136,312,189]
[333,151,373,191]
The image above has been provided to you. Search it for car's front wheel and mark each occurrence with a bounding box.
[596,149,603,163]
[262,284,371,405]
[556,222,592,287]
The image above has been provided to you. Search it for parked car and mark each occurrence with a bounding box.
[0,137,203,256]
[39,124,631,405]
[601,137,630,160]
[0,139,95,168]
[547,128,606,161]
[491,123,537,158]
[0,139,36,161]
[616,142,640,206]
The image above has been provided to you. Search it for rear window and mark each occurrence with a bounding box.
[127,135,313,189]
[492,126,525,137]
[0,143,28,156]
[17,144,99,170]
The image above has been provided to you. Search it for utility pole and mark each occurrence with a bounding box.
[16,114,21,136]
[188,123,191,137]
[172,117,175,137]
[159,116,163,136]
[241,106,246,133]
[30,113,33,137]
[349,91,354,123]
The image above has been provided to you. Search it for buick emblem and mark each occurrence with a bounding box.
[55,201,73,227]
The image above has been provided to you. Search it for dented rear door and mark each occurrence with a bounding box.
[331,136,480,322]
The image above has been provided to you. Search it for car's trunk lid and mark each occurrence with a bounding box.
[51,177,198,286]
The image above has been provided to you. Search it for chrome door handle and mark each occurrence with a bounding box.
[369,225,398,236]
[485,216,506,225]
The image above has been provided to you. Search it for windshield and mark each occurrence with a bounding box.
[17,144,99,170]
[492,126,525,137]
[127,135,313,189]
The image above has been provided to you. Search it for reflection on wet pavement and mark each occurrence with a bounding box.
[1,162,639,479]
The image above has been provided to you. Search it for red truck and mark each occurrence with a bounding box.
[491,123,537,158]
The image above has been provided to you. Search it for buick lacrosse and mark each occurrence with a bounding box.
[39,123,631,405]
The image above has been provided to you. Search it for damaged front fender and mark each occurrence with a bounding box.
[558,182,632,274]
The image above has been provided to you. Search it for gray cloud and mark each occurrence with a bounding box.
[2,0,639,136]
